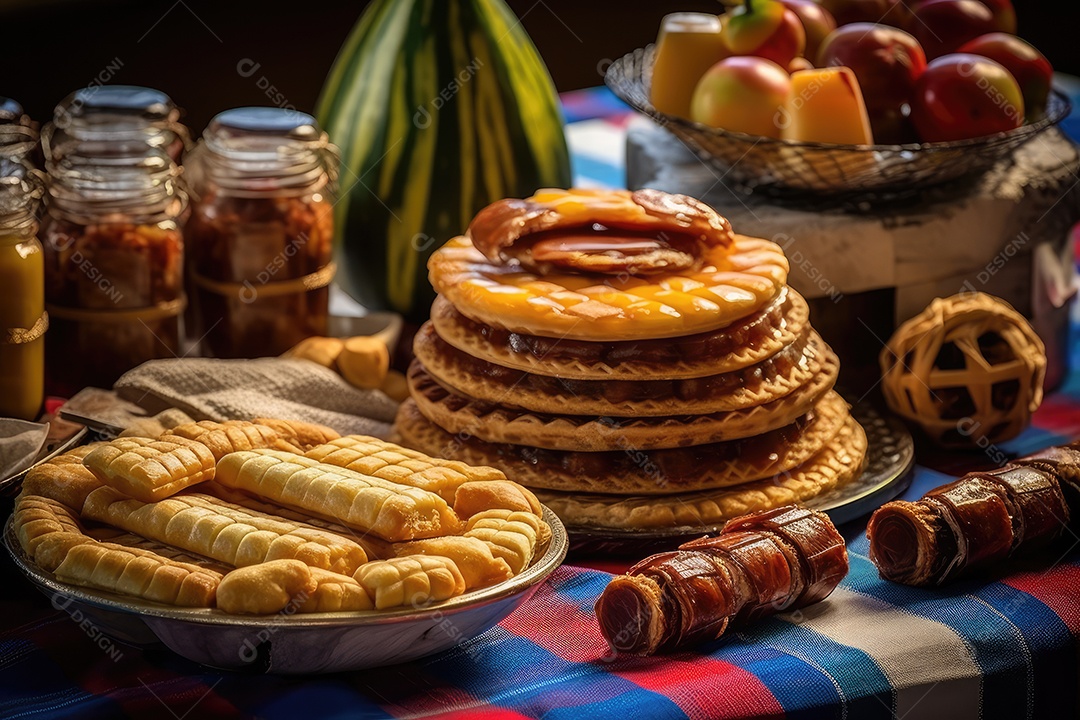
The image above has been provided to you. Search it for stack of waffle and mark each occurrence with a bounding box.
[395,188,867,531]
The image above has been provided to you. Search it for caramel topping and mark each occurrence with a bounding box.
[508,227,701,275]
[533,233,669,258]
[465,188,733,275]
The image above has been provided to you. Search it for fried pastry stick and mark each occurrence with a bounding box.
[81,486,369,574]
[78,419,340,505]
[217,555,466,613]
[302,435,540,519]
[214,449,462,542]
[595,505,847,655]
[13,493,222,607]
[868,444,1074,587]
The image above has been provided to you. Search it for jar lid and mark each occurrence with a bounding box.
[658,12,723,33]
[54,85,177,128]
[204,107,323,154]
[0,97,27,125]
[44,85,188,165]
[197,107,336,196]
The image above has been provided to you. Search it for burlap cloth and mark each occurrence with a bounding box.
[114,358,398,438]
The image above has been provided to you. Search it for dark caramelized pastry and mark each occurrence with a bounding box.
[595,505,847,655]
[868,452,1073,587]
[722,505,849,607]
[466,188,733,275]
[1017,441,1080,514]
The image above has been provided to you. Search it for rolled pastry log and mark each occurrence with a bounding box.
[868,461,1070,586]
[595,505,847,655]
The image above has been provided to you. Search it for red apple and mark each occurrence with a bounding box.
[780,0,837,59]
[817,23,927,143]
[910,53,1024,142]
[872,106,921,144]
[959,33,1052,121]
[909,0,997,59]
[817,0,912,29]
[977,0,1017,33]
[690,56,792,138]
[884,0,915,30]
[721,0,806,69]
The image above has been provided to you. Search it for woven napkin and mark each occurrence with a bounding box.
[114,358,399,438]
[0,419,49,479]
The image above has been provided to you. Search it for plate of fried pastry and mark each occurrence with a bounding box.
[6,417,566,673]
[396,188,914,552]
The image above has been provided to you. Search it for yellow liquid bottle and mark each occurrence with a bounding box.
[650,13,728,120]
[0,175,45,420]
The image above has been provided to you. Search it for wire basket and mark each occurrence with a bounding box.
[605,45,1072,197]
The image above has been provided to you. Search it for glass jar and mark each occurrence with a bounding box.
[0,173,46,419]
[186,108,337,358]
[41,149,186,396]
[0,96,40,174]
[650,14,727,120]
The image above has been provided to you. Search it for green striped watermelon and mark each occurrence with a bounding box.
[317,0,572,322]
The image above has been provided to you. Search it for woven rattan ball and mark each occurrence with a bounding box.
[879,292,1046,448]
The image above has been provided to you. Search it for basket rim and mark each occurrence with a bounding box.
[605,44,1072,154]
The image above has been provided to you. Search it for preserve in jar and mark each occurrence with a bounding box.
[186,108,337,358]
[0,172,46,419]
[40,86,190,395]
[42,151,185,396]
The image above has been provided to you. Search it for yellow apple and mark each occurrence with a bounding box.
[690,56,792,138]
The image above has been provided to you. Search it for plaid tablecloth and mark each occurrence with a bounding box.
[2,90,1079,719]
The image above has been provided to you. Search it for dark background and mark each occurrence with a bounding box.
[3,1,1074,132]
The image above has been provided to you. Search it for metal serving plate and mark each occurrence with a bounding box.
[566,402,914,556]
[5,507,568,674]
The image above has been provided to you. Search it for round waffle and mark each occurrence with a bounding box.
[429,287,809,381]
[406,346,839,451]
[427,234,790,341]
[536,417,867,528]
[394,391,855,495]
[415,320,827,418]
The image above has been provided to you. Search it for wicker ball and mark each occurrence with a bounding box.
[880,292,1046,448]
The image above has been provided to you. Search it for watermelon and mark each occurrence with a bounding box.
[317,0,572,322]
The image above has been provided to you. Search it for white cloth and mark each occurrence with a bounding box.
[0,419,49,479]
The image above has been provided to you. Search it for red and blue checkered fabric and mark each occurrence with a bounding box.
[2,353,1079,719]
[3,88,1080,720]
